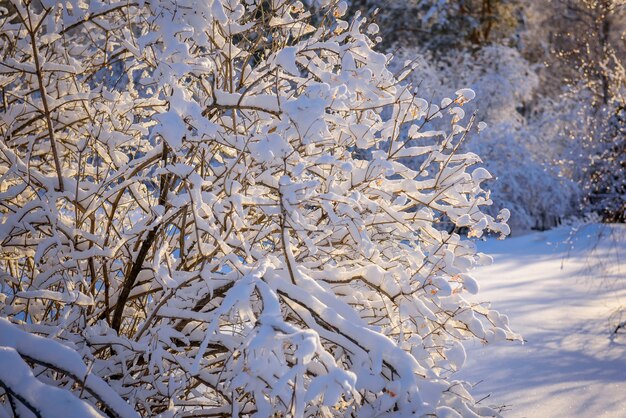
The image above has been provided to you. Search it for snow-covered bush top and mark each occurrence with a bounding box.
[389,44,580,231]
[0,0,515,416]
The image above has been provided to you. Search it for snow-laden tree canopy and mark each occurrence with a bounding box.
[0,0,516,416]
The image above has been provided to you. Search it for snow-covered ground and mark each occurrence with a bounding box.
[459,224,626,417]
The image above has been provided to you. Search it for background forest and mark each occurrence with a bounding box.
[349,0,625,231]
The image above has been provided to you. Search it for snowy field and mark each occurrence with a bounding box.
[459,224,626,417]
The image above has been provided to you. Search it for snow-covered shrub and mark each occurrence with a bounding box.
[440,46,539,123]
[528,85,625,225]
[390,45,579,231]
[468,122,580,231]
[441,46,580,230]
[0,0,516,416]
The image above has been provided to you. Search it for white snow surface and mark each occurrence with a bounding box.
[458,224,626,417]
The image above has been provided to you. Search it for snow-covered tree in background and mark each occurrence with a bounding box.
[524,0,625,223]
[586,102,625,222]
[349,0,625,228]
[348,0,519,49]
[388,44,579,231]
[0,0,515,416]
